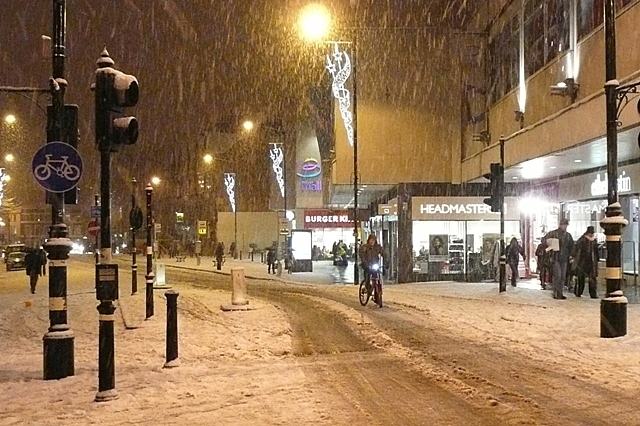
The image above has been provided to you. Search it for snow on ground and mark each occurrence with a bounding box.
[0,271,333,426]
[330,281,640,394]
[2,258,640,425]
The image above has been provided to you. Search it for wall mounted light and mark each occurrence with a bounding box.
[550,77,579,103]
[514,110,524,129]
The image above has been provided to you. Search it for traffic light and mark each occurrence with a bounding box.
[95,49,139,152]
[46,104,79,204]
[483,162,504,213]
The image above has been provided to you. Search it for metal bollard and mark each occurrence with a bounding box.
[164,291,180,368]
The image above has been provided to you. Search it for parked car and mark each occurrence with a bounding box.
[6,251,27,271]
[2,243,27,263]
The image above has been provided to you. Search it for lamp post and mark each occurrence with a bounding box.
[300,4,360,285]
[601,0,628,338]
[223,172,237,257]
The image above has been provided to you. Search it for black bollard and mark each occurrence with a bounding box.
[164,291,180,368]
[95,264,118,402]
[145,184,154,319]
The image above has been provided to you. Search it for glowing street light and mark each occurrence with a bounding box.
[299,3,331,41]
[203,153,213,165]
[151,176,161,186]
[299,3,361,285]
[242,120,254,131]
[4,154,14,163]
[4,114,16,125]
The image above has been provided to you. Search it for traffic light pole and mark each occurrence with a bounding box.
[95,51,118,402]
[131,178,138,295]
[499,137,506,293]
[43,0,75,381]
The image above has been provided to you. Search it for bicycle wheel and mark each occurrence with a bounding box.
[34,164,51,181]
[359,281,370,306]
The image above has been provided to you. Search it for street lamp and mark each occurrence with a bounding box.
[300,4,361,285]
[4,114,16,125]
[151,176,161,186]
[4,154,14,163]
[601,1,628,338]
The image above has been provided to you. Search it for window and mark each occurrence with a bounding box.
[578,0,634,40]
[525,0,570,77]
[489,15,520,103]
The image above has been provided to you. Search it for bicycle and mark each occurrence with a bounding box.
[34,154,81,181]
[359,263,383,308]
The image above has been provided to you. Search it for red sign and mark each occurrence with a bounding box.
[304,209,353,228]
[88,219,100,237]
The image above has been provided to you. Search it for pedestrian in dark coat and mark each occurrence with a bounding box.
[214,242,225,270]
[543,218,574,300]
[507,237,525,287]
[573,226,599,298]
[25,249,43,294]
[266,246,277,274]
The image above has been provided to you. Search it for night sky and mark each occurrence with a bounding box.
[0,0,477,225]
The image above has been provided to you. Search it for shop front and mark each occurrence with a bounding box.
[558,164,640,276]
[303,209,358,260]
[411,196,522,281]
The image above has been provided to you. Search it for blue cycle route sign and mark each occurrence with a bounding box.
[31,141,83,193]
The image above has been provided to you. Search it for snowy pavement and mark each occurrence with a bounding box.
[1,255,640,425]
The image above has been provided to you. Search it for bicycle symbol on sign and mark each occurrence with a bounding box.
[34,154,81,182]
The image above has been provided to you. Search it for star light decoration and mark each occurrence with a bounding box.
[269,143,285,198]
[326,43,354,147]
[223,173,236,213]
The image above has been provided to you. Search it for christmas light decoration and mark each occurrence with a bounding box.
[326,43,354,147]
[224,172,236,213]
[269,143,285,198]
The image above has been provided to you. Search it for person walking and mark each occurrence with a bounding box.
[573,226,599,298]
[543,218,574,300]
[214,242,225,270]
[507,237,526,287]
[25,248,43,294]
[266,244,277,274]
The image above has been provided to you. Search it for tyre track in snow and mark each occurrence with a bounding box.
[314,290,640,426]
[169,268,506,425]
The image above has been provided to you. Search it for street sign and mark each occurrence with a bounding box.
[197,220,207,235]
[154,223,162,233]
[91,206,101,219]
[88,219,100,237]
[31,141,83,193]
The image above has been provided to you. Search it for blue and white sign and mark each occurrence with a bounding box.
[32,142,83,193]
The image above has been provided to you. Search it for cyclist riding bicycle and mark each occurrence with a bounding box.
[359,234,388,288]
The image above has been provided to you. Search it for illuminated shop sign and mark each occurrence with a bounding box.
[419,203,504,215]
[412,197,520,221]
[590,172,631,197]
[298,158,322,192]
[564,200,607,215]
[304,209,353,228]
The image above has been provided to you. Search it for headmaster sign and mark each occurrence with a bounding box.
[31,142,83,193]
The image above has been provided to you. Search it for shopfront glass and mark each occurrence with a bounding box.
[412,220,520,279]
[563,196,640,274]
